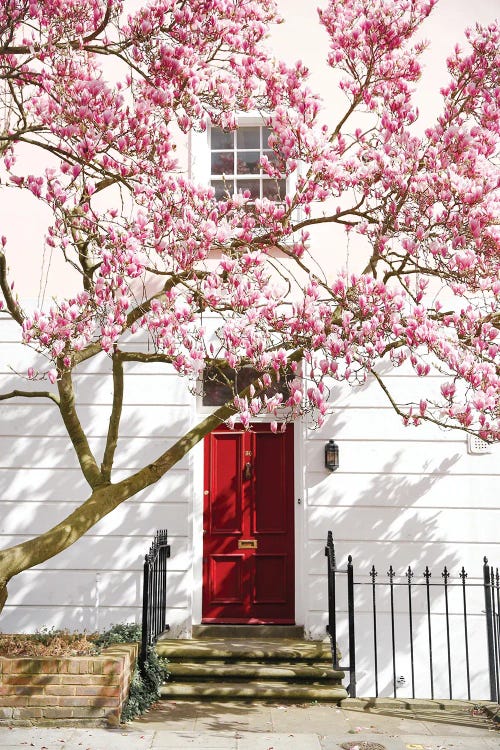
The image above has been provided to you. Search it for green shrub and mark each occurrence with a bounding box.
[93,622,142,649]
[94,623,169,723]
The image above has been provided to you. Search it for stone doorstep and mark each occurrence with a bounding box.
[158,635,346,702]
[167,660,344,680]
[191,624,305,639]
[159,680,348,700]
[156,637,332,661]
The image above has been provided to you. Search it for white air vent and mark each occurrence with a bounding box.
[467,434,492,455]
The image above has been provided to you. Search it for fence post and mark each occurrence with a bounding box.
[483,557,498,702]
[347,554,356,697]
[325,531,338,668]
[140,554,151,670]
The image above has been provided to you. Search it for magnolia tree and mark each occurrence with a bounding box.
[0,0,499,613]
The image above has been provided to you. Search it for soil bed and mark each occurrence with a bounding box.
[0,630,97,658]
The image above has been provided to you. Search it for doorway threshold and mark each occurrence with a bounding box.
[193,624,304,639]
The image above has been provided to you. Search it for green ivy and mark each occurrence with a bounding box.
[93,622,142,649]
[94,623,169,723]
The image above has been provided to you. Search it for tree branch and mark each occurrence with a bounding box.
[371,368,480,438]
[0,399,241,597]
[0,389,60,404]
[100,351,124,482]
[0,250,25,325]
[0,348,305,607]
[119,352,174,365]
[57,370,102,488]
[120,348,305,493]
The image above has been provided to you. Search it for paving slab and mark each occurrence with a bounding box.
[1,699,498,750]
[322,737,500,750]
[151,730,236,747]
[0,726,82,749]
[68,728,156,749]
[237,731,322,749]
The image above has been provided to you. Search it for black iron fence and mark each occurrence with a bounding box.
[140,529,170,670]
[325,531,500,701]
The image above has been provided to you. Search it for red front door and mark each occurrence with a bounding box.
[202,423,295,623]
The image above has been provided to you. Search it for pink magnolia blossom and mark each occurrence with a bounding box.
[0,0,498,440]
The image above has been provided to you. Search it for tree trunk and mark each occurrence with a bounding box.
[0,580,7,612]
[0,402,235,619]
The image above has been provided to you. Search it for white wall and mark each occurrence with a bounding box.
[1,0,499,701]
[303,372,500,698]
[0,314,195,635]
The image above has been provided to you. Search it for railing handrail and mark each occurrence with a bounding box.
[325,531,500,702]
[140,529,170,670]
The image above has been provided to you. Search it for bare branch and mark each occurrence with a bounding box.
[101,351,124,482]
[0,389,60,404]
[0,250,24,325]
[371,368,480,439]
[57,370,103,488]
[119,352,174,364]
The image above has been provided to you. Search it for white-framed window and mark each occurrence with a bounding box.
[209,124,286,202]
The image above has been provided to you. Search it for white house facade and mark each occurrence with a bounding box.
[0,0,499,700]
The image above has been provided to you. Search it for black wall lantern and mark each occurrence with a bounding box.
[324,439,339,472]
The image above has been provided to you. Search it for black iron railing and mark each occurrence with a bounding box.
[325,531,500,701]
[484,559,500,702]
[325,531,356,695]
[140,529,170,670]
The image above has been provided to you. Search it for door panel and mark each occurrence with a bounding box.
[254,432,287,534]
[209,432,243,535]
[210,555,244,603]
[202,423,294,623]
[254,555,287,604]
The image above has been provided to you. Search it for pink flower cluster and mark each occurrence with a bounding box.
[1,0,499,440]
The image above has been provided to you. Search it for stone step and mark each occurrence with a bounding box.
[156,635,345,703]
[167,660,344,681]
[192,624,304,639]
[160,680,348,701]
[156,637,332,662]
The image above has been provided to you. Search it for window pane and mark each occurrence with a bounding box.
[211,128,234,149]
[262,127,272,147]
[212,151,234,175]
[237,127,260,149]
[262,179,286,201]
[237,179,260,199]
[236,151,260,175]
[263,149,279,167]
[211,179,232,200]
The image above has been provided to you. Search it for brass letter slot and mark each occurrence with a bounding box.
[238,539,258,549]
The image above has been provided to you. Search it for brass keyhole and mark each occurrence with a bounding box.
[244,462,252,480]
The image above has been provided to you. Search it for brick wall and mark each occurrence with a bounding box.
[0,642,138,726]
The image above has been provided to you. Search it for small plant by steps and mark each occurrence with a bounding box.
[93,623,169,722]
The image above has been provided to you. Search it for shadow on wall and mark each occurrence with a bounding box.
[0,354,194,635]
[305,375,498,700]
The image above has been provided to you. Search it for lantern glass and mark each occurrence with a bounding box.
[325,440,339,472]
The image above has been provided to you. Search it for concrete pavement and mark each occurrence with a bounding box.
[0,699,499,750]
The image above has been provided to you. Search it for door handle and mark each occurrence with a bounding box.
[243,462,252,480]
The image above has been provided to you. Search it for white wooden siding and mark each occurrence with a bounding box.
[0,315,194,636]
[303,375,500,699]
